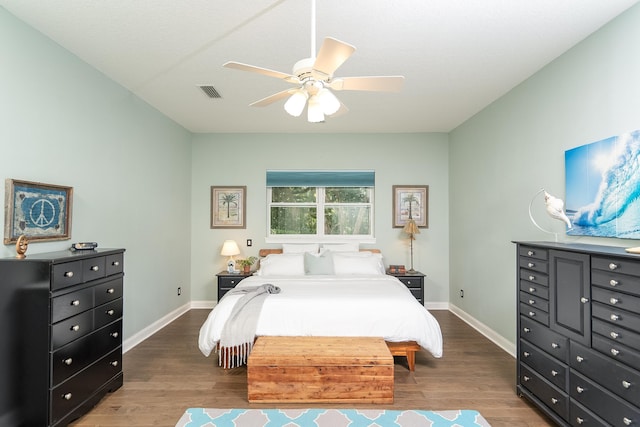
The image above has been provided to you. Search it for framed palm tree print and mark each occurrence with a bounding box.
[211,186,246,229]
[392,185,428,228]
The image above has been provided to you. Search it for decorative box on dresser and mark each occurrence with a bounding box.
[515,241,640,426]
[386,271,425,304]
[0,248,125,427]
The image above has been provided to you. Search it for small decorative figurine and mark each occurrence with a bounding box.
[16,235,29,259]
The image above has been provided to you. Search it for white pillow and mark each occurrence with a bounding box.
[256,253,305,276]
[322,242,359,252]
[282,243,319,254]
[332,252,385,275]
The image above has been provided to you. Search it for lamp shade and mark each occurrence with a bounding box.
[284,90,308,117]
[220,240,240,257]
[403,219,420,238]
[317,88,340,115]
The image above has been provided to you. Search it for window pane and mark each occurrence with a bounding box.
[324,206,371,235]
[325,187,370,203]
[270,206,317,234]
[272,187,316,203]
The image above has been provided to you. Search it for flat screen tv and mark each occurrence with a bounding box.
[565,129,640,239]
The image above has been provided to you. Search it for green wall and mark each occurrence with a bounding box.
[190,133,450,304]
[0,7,193,341]
[449,3,640,346]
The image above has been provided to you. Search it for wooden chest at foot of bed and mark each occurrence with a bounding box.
[247,336,394,403]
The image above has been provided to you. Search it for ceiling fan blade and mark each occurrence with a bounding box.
[249,89,295,107]
[330,76,405,92]
[329,102,349,118]
[312,37,356,79]
[223,61,300,84]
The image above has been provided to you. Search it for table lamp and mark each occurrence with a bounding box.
[221,240,240,273]
[403,218,420,273]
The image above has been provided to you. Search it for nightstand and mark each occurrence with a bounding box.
[387,270,425,303]
[216,271,252,300]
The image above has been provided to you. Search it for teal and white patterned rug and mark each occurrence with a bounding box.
[176,408,491,426]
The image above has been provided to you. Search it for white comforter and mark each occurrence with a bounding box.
[198,274,443,359]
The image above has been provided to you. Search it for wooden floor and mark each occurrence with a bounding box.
[70,309,555,427]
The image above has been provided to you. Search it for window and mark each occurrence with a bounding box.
[266,171,375,242]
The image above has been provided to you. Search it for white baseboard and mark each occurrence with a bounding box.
[448,303,515,357]
[122,302,191,353]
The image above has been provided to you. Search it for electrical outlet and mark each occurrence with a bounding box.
[177,287,182,296]
[247,239,252,247]
[460,289,464,298]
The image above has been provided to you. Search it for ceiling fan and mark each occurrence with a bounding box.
[223,0,405,123]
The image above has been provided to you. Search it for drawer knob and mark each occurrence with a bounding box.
[110,360,119,367]
[528,250,534,256]
[107,309,115,316]
[611,348,620,356]
[113,261,120,266]
[551,398,558,404]
[529,287,536,293]
[551,370,558,377]
[529,275,535,281]
[71,325,80,332]
[71,300,80,306]
[63,358,73,366]
[91,265,99,271]
[64,271,74,278]
[528,262,535,268]
[523,376,530,382]
[551,342,559,349]
[576,386,584,393]
[577,417,584,425]
[623,380,632,389]
[523,327,530,333]
[528,299,535,305]
[523,351,530,358]
[528,311,536,317]
[611,297,620,305]
[107,288,115,294]
[610,279,619,286]
[111,332,119,338]
[623,417,632,426]
[62,393,72,400]
[580,297,589,303]
[611,331,620,339]
[611,314,620,321]
[576,356,584,363]
[610,263,619,270]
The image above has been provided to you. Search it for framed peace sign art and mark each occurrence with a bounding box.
[4,179,73,244]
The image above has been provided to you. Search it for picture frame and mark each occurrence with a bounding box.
[211,186,246,229]
[393,185,429,228]
[4,179,73,244]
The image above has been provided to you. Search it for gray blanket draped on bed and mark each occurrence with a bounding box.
[218,283,281,368]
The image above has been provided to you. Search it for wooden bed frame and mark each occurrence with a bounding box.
[219,248,422,371]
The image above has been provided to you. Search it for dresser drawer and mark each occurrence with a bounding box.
[519,280,549,299]
[51,310,94,349]
[52,331,96,386]
[95,299,122,329]
[571,340,640,407]
[521,340,567,390]
[50,347,122,425]
[397,276,422,289]
[570,370,640,427]
[593,256,640,278]
[593,302,640,334]
[94,277,123,306]
[520,303,549,326]
[593,334,640,372]
[520,363,568,420]
[105,253,124,276]
[593,318,640,353]
[592,269,640,298]
[593,286,640,315]
[52,287,94,323]
[52,260,83,290]
[519,268,549,287]
[570,400,609,427]
[520,291,549,313]
[83,256,106,282]
[519,246,549,261]
[521,316,569,362]
[519,257,548,274]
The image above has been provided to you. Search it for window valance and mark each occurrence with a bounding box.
[266,170,375,187]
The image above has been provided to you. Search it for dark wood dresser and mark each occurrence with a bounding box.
[515,241,640,426]
[0,248,125,427]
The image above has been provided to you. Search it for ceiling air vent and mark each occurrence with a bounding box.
[199,85,222,99]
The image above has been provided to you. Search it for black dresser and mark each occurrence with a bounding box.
[0,248,125,427]
[515,241,640,426]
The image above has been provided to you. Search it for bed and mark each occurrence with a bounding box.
[198,245,443,370]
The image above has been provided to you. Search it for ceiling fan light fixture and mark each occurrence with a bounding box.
[284,90,308,117]
[307,96,325,123]
[317,88,340,115]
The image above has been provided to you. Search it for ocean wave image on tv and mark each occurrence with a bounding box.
[565,130,640,239]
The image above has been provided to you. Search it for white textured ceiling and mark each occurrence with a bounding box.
[2,0,638,133]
